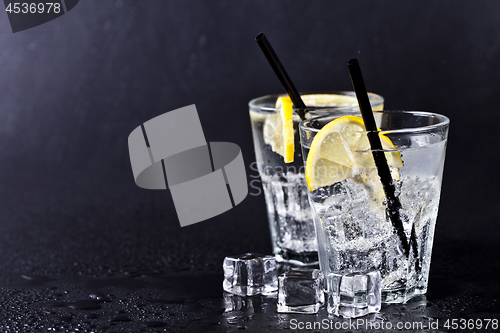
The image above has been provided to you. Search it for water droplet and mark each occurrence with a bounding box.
[111,314,132,322]
[52,315,73,322]
[86,313,98,319]
[68,300,102,310]
[145,321,167,327]
[89,292,111,302]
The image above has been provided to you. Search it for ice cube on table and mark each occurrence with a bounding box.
[326,270,381,318]
[277,268,324,314]
[223,253,278,296]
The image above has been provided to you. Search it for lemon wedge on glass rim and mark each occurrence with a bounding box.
[263,96,295,163]
[301,94,358,108]
[305,115,403,193]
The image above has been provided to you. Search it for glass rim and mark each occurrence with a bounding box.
[248,91,384,114]
[300,110,450,136]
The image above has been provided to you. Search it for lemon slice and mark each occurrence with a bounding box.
[301,93,383,111]
[263,96,294,163]
[305,116,402,192]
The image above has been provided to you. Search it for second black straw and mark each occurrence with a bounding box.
[347,58,414,258]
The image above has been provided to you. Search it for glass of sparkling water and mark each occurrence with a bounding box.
[248,92,384,265]
[299,110,449,303]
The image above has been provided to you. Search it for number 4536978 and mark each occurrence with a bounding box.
[5,3,61,14]
[444,318,498,330]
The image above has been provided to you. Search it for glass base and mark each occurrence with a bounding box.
[382,286,427,304]
[278,303,322,314]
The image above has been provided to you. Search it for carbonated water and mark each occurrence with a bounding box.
[310,175,441,303]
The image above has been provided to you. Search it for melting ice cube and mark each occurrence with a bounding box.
[223,253,278,296]
[277,268,324,314]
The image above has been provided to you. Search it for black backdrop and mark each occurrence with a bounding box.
[0,1,498,277]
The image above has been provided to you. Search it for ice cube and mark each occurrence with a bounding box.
[223,253,278,296]
[277,268,324,314]
[326,270,381,318]
[223,292,276,313]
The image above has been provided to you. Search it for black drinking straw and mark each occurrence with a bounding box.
[255,32,307,120]
[347,59,412,258]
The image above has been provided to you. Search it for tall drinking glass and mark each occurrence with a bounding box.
[300,110,449,305]
[249,92,384,265]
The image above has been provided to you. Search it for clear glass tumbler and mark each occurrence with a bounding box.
[249,92,384,265]
[300,110,449,304]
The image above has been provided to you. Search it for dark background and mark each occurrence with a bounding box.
[0,1,499,331]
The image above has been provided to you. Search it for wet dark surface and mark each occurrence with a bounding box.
[0,168,498,332]
[1,161,498,333]
[0,239,499,332]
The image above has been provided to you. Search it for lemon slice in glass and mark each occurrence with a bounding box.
[263,96,295,163]
[305,116,402,192]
